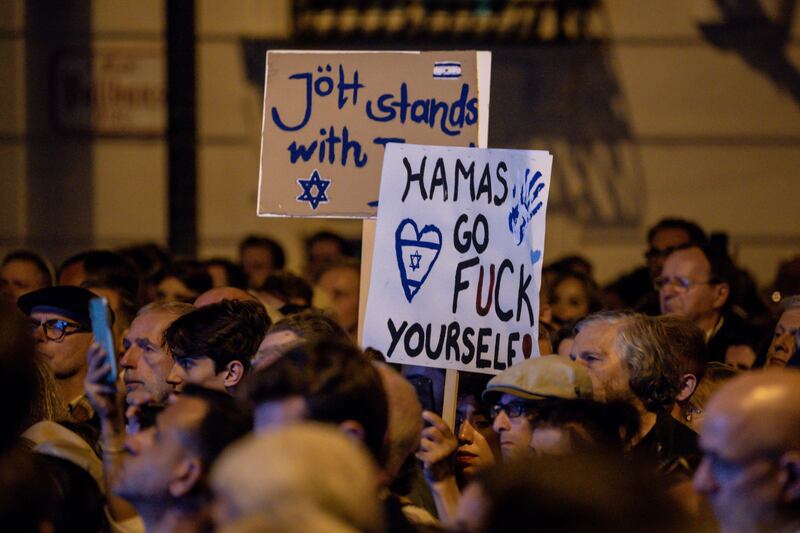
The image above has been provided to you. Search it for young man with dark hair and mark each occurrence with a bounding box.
[247,338,388,466]
[165,299,269,395]
[656,316,709,426]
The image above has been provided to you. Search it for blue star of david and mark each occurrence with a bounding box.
[409,250,422,271]
[297,169,331,210]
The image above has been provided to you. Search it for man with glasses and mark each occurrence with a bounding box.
[694,369,800,533]
[482,356,593,461]
[606,218,706,314]
[657,243,748,363]
[18,285,99,422]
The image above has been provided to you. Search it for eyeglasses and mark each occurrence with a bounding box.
[653,276,716,292]
[490,400,531,420]
[30,318,88,342]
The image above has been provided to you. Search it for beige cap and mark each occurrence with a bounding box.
[482,356,593,403]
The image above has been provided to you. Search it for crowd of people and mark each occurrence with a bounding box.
[1,221,799,533]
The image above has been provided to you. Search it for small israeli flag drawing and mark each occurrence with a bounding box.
[433,61,462,79]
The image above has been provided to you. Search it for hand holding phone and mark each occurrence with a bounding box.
[89,297,118,385]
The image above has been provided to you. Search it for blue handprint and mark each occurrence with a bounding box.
[508,168,545,246]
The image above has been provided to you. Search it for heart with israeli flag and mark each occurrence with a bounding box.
[395,219,443,303]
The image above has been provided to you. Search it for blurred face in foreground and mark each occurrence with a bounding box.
[693,371,800,533]
[253,396,308,430]
[115,397,206,502]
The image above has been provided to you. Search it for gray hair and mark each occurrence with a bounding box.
[576,311,683,413]
[136,300,194,319]
[134,301,194,348]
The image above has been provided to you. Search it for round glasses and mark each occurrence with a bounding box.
[30,318,88,342]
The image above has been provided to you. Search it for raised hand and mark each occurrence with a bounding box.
[84,342,125,425]
[416,410,458,482]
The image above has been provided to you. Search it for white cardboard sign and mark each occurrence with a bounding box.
[362,144,553,374]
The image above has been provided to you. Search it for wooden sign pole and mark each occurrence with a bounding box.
[441,369,458,429]
[357,219,376,348]
[358,218,458,430]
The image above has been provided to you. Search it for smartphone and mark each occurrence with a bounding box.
[407,374,436,414]
[89,297,118,384]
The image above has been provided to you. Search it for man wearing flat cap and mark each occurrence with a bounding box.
[18,285,102,422]
[482,356,593,461]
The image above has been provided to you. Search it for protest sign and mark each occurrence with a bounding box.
[258,51,490,218]
[362,144,552,374]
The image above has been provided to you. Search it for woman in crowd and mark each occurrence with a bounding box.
[416,373,501,526]
[549,270,601,327]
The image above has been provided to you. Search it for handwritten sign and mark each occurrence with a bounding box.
[258,51,490,218]
[362,144,552,374]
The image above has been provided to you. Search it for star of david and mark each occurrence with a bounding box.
[297,169,331,210]
[409,250,422,271]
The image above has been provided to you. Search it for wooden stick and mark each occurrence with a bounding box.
[442,369,459,430]
[357,219,376,347]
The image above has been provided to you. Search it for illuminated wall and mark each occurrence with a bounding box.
[1,0,798,284]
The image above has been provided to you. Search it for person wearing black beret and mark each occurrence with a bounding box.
[18,285,102,423]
